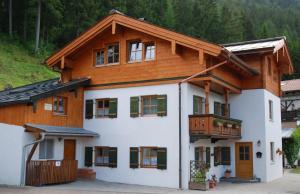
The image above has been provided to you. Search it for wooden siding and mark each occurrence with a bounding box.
[0,88,84,127]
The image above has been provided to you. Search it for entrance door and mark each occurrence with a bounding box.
[235,142,253,179]
[64,139,76,160]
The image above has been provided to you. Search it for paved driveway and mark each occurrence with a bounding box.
[0,171,299,194]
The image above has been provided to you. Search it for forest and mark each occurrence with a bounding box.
[0,0,299,79]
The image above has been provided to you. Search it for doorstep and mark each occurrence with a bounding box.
[219,177,261,183]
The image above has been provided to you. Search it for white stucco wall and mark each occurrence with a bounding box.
[230,89,283,182]
[0,123,33,186]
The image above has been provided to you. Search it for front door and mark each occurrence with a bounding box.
[235,142,253,179]
[64,139,76,160]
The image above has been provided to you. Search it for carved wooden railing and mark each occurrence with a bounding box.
[189,114,242,142]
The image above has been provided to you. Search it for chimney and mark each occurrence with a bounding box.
[109,9,125,15]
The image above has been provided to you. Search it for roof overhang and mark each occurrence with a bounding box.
[24,123,99,138]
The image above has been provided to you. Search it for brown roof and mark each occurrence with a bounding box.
[281,79,300,92]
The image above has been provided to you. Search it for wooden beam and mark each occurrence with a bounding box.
[112,21,116,35]
[171,40,176,55]
[224,88,230,117]
[26,142,39,164]
[199,49,204,66]
[204,81,211,114]
[61,56,65,69]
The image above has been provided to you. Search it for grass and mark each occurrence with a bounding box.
[291,166,300,174]
[0,35,58,90]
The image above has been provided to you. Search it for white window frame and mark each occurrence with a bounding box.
[269,100,273,121]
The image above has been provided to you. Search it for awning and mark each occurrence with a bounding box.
[24,123,99,137]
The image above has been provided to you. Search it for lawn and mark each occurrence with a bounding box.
[291,166,300,174]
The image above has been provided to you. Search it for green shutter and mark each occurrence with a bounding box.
[206,147,211,167]
[193,95,198,115]
[85,100,94,119]
[108,98,118,118]
[157,95,167,116]
[84,147,93,167]
[130,147,139,168]
[157,147,167,170]
[221,147,231,165]
[195,147,200,161]
[130,97,139,117]
[108,147,117,168]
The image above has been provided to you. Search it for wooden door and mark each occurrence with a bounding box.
[235,142,253,179]
[64,139,76,160]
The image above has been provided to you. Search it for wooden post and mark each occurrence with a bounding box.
[61,56,65,69]
[204,81,210,114]
[171,40,176,55]
[224,88,230,117]
[112,21,116,35]
[26,142,39,164]
[199,49,204,66]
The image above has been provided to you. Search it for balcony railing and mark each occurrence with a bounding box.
[281,110,299,122]
[189,114,242,142]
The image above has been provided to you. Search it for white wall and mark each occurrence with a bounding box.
[0,123,33,186]
[84,84,180,188]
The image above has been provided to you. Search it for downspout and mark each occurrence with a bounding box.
[20,133,46,186]
[178,82,182,189]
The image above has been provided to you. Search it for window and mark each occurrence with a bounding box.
[214,102,226,116]
[96,99,110,117]
[107,43,119,64]
[145,42,155,60]
[39,139,54,159]
[195,147,204,161]
[214,147,231,166]
[53,96,67,115]
[270,142,275,162]
[141,147,158,168]
[128,41,142,62]
[269,100,273,121]
[193,96,204,115]
[95,147,109,166]
[142,95,158,115]
[239,145,250,160]
[94,49,105,66]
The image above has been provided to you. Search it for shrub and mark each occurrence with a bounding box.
[283,127,300,167]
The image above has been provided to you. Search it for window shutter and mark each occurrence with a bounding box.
[193,96,198,114]
[84,147,93,167]
[108,147,117,168]
[157,147,167,170]
[130,97,139,117]
[206,147,211,167]
[221,104,225,116]
[221,147,231,165]
[85,100,94,119]
[157,95,167,116]
[108,98,118,118]
[214,102,218,115]
[195,147,200,161]
[214,147,220,166]
[130,147,139,168]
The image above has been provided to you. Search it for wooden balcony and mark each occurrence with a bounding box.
[26,160,78,186]
[189,114,242,143]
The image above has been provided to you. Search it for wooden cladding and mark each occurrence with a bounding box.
[189,114,241,142]
[26,160,78,186]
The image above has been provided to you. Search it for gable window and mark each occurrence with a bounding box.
[53,96,67,115]
[39,139,54,159]
[141,147,158,168]
[141,95,157,115]
[193,96,204,115]
[107,43,119,64]
[96,99,110,117]
[145,42,155,60]
[94,49,105,66]
[270,142,275,162]
[128,41,142,62]
[269,100,273,121]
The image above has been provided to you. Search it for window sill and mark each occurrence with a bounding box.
[94,63,119,68]
[144,59,155,62]
[53,113,67,117]
[141,114,158,117]
[127,60,142,64]
[140,166,157,169]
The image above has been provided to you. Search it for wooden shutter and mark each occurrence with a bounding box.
[214,102,218,115]
[221,147,231,165]
[221,104,225,116]
[193,96,198,114]
[108,98,118,118]
[195,147,200,161]
[130,97,139,117]
[108,147,117,168]
[84,147,93,167]
[214,147,220,166]
[130,147,139,168]
[157,147,167,170]
[85,100,94,119]
[206,147,211,167]
[157,95,167,116]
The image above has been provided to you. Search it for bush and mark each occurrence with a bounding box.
[283,127,300,167]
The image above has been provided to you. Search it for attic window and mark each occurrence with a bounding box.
[128,41,142,62]
[107,43,119,64]
[145,42,155,60]
[94,49,105,66]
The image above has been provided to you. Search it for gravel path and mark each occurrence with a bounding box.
[0,171,299,194]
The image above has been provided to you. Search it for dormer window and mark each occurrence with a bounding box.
[107,43,119,64]
[145,42,155,60]
[94,49,105,66]
[128,41,142,62]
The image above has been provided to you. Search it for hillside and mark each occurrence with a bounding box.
[0,35,58,90]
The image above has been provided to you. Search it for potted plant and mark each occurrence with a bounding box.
[213,119,223,127]
[209,175,217,188]
[224,169,231,178]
